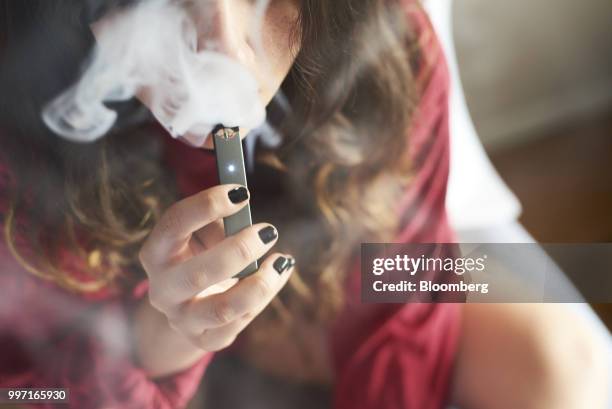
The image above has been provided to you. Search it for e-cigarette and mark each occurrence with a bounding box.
[212,125,258,279]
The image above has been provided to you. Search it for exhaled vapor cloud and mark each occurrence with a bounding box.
[42,0,268,145]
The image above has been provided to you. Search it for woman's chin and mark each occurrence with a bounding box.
[177,132,211,149]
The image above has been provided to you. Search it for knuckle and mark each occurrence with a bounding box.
[217,335,238,351]
[138,247,149,270]
[164,304,182,322]
[233,236,254,262]
[197,328,226,352]
[211,298,234,326]
[195,328,211,349]
[148,296,163,313]
[138,246,147,262]
[202,193,224,218]
[138,246,155,274]
[189,331,210,352]
[205,334,237,352]
[251,275,273,300]
[147,287,167,312]
[167,317,183,334]
[161,203,185,235]
[182,266,208,292]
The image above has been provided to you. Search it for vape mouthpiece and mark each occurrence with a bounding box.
[212,124,239,140]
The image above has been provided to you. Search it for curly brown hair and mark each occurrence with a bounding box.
[0,0,426,330]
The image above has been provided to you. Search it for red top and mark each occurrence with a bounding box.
[0,2,461,409]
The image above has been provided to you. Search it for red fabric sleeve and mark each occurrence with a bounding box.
[3,306,212,409]
[0,257,214,409]
[0,157,214,409]
[330,3,463,409]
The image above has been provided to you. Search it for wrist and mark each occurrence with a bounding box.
[132,296,209,379]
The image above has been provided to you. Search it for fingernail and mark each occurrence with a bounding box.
[258,225,278,244]
[273,256,295,275]
[228,186,249,204]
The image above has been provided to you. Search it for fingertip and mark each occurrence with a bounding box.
[227,185,250,204]
[272,254,295,275]
[257,224,278,245]
[285,254,296,274]
[286,255,296,271]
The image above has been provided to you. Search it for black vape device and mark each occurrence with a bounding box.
[212,125,258,279]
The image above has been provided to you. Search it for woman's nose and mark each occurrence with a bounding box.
[195,0,255,64]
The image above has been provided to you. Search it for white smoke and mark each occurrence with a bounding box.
[41,0,268,146]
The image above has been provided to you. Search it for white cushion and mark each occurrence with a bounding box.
[423,0,522,231]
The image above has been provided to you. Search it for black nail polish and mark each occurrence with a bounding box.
[258,226,278,244]
[273,256,294,275]
[228,187,249,204]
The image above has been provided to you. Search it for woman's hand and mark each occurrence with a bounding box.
[137,184,295,355]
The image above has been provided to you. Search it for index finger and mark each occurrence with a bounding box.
[142,184,250,267]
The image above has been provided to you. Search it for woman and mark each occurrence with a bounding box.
[0,1,607,409]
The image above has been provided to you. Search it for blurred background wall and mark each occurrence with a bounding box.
[453,0,612,327]
[454,0,612,148]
